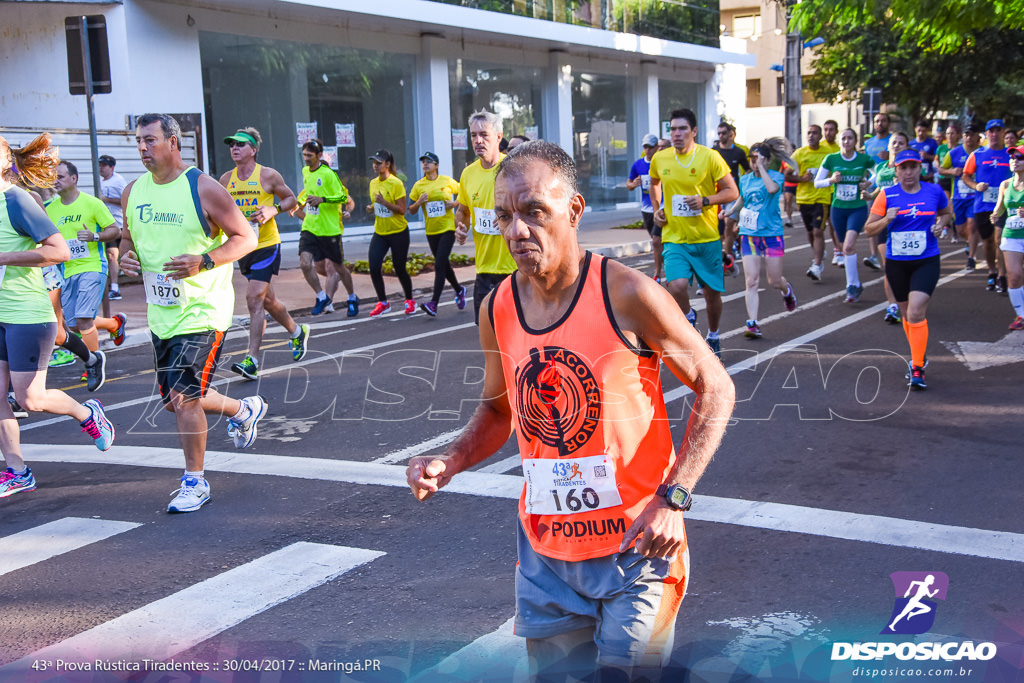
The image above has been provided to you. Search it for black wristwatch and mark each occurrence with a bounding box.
[201,253,215,271]
[702,196,711,208]
[656,483,693,511]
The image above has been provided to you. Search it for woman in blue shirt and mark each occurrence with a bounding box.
[865,149,953,390]
[729,138,798,338]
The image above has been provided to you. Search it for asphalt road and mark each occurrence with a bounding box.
[1,238,1022,683]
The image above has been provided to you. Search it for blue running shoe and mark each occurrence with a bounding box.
[0,468,36,498]
[454,286,467,311]
[311,296,331,316]
[81,399,115,451]
[706,335,721,358]
[347,295,359,317]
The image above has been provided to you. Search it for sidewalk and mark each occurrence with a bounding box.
[105,207,652,349]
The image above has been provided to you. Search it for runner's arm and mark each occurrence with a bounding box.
[407,293,514,501]
[117,180,141,275]
[813,165,835,189]
[605,261,735,557]
[992,180,1010,218]
[709,171,739,205]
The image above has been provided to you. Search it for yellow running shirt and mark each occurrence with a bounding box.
[369,175,408,236]
[45,193,114,278]
[226,164,281,250]
[792,146,833,204]
[410,175,459,235]
[649,145,730,244]
[458,156,516,275]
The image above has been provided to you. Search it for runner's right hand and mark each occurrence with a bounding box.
[120,250,140,276]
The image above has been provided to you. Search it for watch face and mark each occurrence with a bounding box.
[670,488,688,506]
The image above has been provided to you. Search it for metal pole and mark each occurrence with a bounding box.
[79,16,102,198]
[783,2,802,148]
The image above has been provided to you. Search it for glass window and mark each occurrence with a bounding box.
[659,79,703,135]
[572,71,630,211]
[200,32,416,230]
[449,58,543,178]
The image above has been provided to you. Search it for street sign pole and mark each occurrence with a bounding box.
[783,2,802,148]
[78,15,102,198]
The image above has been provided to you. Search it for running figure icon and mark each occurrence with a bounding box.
[888,574,939,631]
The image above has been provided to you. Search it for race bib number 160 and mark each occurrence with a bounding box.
[523,455,622,515]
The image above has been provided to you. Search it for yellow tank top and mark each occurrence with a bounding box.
[227,164,280,249]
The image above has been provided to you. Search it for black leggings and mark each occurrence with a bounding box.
[369,230,413,302]
[427,231,461,303]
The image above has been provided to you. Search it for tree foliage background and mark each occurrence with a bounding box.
[788,0,1024,124]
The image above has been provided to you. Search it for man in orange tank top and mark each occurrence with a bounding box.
[407,141,736,681]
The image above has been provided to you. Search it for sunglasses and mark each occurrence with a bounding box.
[228,141,249,148]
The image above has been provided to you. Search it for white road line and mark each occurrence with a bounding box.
[0,542,384,668]
[476,454,523,474]
[411,616,526,682]
[0,517,141,577]
[22,445,1024,564]
[372,427,464,464]
[20,321,477,432]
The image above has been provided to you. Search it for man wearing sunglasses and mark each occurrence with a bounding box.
[220,128,309,381]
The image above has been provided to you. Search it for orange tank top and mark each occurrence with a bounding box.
[490,252,679,561]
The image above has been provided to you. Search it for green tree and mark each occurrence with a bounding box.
[791,0,1024,54]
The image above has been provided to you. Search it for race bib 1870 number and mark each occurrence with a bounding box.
[523,455,623,516]
[426,200,446,218]
[143,271,184,307]
[891,230,927,256]
[66,239,89,260]
[671,195,702,218]
[474,208,500,235]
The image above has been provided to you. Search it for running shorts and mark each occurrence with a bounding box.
[0,321,58,372]
[663,241,725,293]
[298,231,344,264]
[514,522,689,669]
[740,235,785,258]
[953,197,974,226]
[798,203,829,232]
[641,211,661,238]
[239,244,281,282]
[1000,236,1024,254]
[974,212,996,241]
[885,254,941,301]
[830,205,868,243]
[152,330,225,404]
[61,271,106,323]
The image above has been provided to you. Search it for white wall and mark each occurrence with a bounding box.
[738,101,862,148]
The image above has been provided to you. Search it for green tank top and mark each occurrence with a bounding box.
[1003,180,1024,240]
[127,167,234,339]
[0,187,56,324]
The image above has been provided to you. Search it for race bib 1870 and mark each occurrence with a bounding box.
[671,195,702,218]
[143,271,184,307]
[891,230,927,256]
[474,208,500,235]
[523,455,623,515]
[66,239,89,260]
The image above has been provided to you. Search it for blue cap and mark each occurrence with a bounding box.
[986,119,1005,131]
[894,149,922,166]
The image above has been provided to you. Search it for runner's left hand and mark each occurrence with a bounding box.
[163,254,203,280]
[619,497,686,559]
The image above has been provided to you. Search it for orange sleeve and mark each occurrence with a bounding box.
[963,152,977,175]
[870,191,888,216]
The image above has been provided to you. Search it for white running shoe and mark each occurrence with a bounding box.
[227,396,268,449]
[167,476,210,513]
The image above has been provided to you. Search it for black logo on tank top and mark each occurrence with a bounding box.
[515,346,601,456]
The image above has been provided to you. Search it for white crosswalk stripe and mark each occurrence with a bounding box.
[0,517,140,576]
[1,542,384,672]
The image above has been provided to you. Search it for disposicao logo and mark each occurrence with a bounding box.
[831,572,997,663]
[883,571,948,635]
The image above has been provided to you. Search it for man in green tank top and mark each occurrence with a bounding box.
[119,113,267,513]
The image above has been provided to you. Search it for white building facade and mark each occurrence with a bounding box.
[1,0,752,227]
